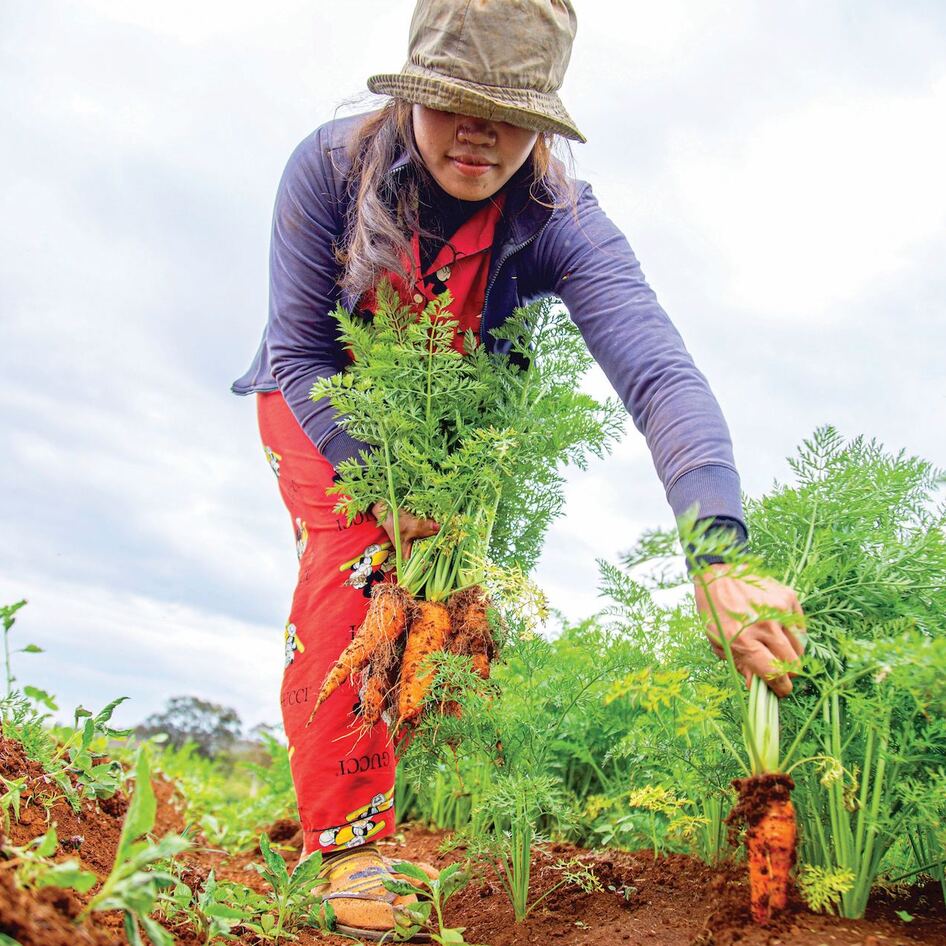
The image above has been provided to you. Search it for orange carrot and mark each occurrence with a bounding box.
[359,673,388,727]
[307,584,410,726]
[471,651,491,679]
[728,774,797,925]
[446,586,495,658]
[748,795,796,922]
[397,599,451,726]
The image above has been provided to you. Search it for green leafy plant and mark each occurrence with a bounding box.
[153,735,297,854]
[246,835,328,941]
[384,859,478,945]
[602,427,946,919]
[1,691,133,813]
[312,283,624,599]
[483,772,561,923]
[78,746,192,946]
[0,600,42,704]
[0,775,27,833]
[2,824,97,894]
[798,864,855,914]
[56,699,132,801]
[159,867,267,944]
[745,428,946,917]
[403,618,643,922]
[626,784,695,858]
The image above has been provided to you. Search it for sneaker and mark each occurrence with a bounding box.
[316,843,434,942]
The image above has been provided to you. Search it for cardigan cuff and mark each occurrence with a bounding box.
[687,515,749,573]
[666,464,745,524]
[320,429,373,469]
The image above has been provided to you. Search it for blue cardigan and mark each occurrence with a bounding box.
[232,112,745,528]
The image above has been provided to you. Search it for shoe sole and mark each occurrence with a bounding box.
[336,923,432,942]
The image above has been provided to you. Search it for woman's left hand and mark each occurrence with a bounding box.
[693,563,806,697]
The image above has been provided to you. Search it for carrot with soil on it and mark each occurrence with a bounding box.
[397,598,452,727]
[429,585,496,720]
[307,583,412,725]
[471,651,491,679]
[727,771,797,924]
[358,673,389,728]
[359,637,403,728]
[446,585,496,661]
[723,676,798,925]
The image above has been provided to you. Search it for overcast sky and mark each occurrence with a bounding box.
[2,0,944,733]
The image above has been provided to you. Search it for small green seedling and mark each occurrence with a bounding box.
[1,600,37,702]
[79,746,191,946]
[246,834,328,941]
[3,824,97,894]
[160,868,263,944]
[384,860,480,945]
[0,775,27,833]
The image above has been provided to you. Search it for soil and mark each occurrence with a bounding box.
[0,734,943,946]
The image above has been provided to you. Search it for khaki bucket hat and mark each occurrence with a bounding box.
[367,0,586,143]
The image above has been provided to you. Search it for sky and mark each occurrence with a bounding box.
[2,0,944,734]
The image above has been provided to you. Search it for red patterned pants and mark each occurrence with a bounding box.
[257,391,397,855]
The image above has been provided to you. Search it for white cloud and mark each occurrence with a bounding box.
[663,76,946,319]
[1,572,284,731]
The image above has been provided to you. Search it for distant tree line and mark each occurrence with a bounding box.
[134,695,281,759]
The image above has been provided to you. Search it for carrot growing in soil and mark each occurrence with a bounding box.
[726,677,797,925]
[687,526,811,926]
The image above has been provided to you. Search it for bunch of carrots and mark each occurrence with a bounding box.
[303,284,622,738]
[306,583,496,736]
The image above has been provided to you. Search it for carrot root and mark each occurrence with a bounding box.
[727,773,797,925]
[358,673,388,727]
[397,599,451,727]
[446,585,497,661]
[307,583,412,726]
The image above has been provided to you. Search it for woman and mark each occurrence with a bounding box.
[232,0,805,938]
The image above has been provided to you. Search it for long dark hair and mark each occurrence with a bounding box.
[336,99,575,303]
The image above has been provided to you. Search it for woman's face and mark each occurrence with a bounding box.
[412,104,539,201]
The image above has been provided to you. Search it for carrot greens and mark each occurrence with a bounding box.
[310,280,624,600]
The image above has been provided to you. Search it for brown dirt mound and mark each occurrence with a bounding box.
[0,734,943,945]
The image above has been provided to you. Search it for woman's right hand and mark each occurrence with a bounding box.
[371,501,439,560]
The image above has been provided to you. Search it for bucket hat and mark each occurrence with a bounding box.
[367,0,586,143]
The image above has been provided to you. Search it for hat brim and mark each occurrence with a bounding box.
[367,64,586,143]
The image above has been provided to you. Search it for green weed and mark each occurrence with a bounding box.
[79,746,191,946]
[245,834,328,941]
[384,859,478,945]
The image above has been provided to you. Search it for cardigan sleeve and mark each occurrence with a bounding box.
[265,125,371,466]
[533,181,745,526]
